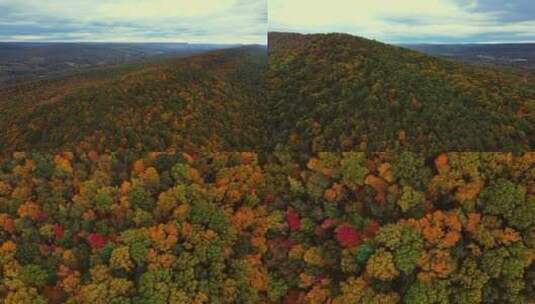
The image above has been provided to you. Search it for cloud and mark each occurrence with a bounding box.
[468,0,535,22]
[269,0,535,43]
[96,0,236,19]
[3,0,532,44]
[0,0,267,44]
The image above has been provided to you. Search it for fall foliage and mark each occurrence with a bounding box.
[0,152,532,303]
[0,31,534,303]
[267,32,535,152]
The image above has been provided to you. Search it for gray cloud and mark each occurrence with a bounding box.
[270,0,535,44]
[0,0,267,43]
[467,0,535,22]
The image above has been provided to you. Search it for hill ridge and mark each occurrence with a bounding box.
[266,31,535,152]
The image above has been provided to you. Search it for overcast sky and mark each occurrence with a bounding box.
[2,1,534,44]
[270,0,535,44]
[0,0,267,44]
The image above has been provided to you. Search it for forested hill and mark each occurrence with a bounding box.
[2,33,535,155]
[267,32,535,153]
[0,36,534,303]
[0,46,268,154]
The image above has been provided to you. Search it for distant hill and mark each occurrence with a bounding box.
[0,46,268,153]
[0,42,241,86]
[267,32,535,153]
[404,43,535,71]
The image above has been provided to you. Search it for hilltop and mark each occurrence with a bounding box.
[267,32,535,153]
[0,46,268,153]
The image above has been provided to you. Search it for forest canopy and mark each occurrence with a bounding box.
[267,32,535,153]
[0,33,534,303]
[0,151,533,303]
[1,33,535,154]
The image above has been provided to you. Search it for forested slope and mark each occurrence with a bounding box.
[3,33,534,155]
[267,32,535,153]
[0,46,268,154]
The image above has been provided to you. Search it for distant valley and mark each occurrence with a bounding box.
[404,43,535,72]
[0,42,241,86]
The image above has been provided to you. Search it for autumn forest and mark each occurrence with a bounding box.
[0,31,534,304]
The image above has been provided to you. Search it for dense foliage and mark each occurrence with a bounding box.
[0,151,533,303]
[0,46,268,153]
[2,34,535,154]
[0,33,534,303]
[267,32,535,152]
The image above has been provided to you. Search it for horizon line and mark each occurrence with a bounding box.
[0,40,267,45]
[396,41,535,45]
